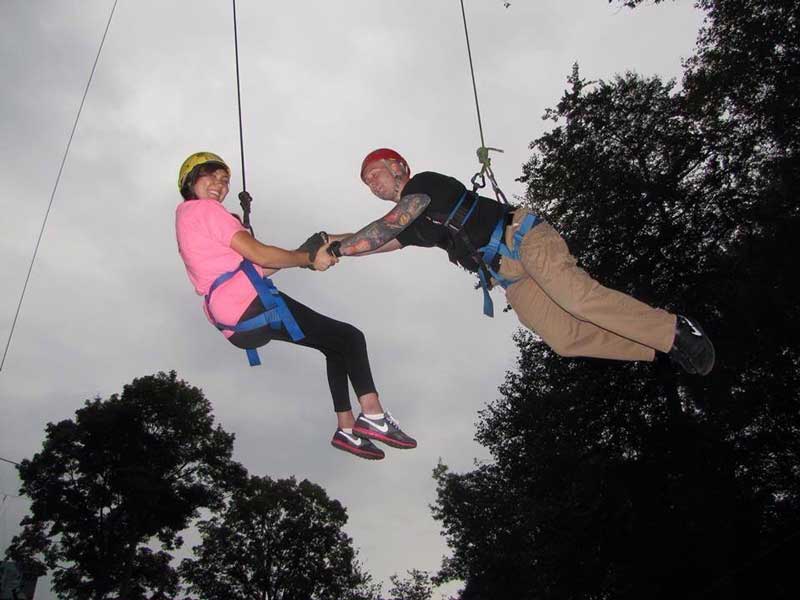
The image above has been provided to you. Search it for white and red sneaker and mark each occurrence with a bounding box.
[353,412,417,449]
[331,429,385,460]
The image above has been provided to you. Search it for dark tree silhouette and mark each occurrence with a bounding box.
[180,474,378,600]
[386,569,434,600]
[433,1,800,598]
[5,371,246,600]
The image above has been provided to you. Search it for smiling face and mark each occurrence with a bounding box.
[362,159,408,202]
[191,167,230,202]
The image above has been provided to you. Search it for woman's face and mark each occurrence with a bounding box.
[192,168,230,202]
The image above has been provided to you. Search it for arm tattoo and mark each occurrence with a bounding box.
[339,193,431,255]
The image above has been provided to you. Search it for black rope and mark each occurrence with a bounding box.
[231,0,254,235]
[232,0,246,192]
[460,0,486,149]
[1,0,118,373]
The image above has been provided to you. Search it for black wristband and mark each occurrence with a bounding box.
[328,241,342,257]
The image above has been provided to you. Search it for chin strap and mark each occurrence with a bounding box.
[384,159,407,199]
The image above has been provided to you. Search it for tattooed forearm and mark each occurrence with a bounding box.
[339,193,431,255]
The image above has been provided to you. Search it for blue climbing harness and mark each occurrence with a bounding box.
[442,191,538,317]
[205,259,304,366]
[444,190,480,230]
[475,211,538,317]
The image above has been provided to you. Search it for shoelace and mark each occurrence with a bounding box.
[384,411,401,429]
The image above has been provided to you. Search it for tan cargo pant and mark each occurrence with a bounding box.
[496,209,676,361]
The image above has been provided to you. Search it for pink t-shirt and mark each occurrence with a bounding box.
[175,199,262,337]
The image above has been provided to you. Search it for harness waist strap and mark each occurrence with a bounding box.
[475,212,539,317]
[204,259,304,366]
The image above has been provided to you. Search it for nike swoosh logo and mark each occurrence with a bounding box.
[339,432,362,446]
[359,418,388,433]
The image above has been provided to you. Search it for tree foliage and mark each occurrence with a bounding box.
[5,371,245,600]
[386,569,434,600]
[180,474,378,600]
[433,1,800,598]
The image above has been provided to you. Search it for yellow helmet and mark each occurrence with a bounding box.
[178,152,230,192]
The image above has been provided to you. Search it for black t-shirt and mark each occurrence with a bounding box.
[396,171,506,273]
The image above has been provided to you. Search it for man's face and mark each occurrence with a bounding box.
[362,160,403,202]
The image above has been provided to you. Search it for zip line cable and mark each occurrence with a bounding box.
[458,0,509,204]
[232,0,254,236]
[460,0,486,149]
[233,0,247,192]
[1,0,119,372]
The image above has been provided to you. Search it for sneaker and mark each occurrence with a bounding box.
[353,412,417,449]
[668,315,716,375]
[331,429,385,460]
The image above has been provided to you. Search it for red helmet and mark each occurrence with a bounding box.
[360,148,410,181]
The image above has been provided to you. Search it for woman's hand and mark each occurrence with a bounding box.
[297,231,329,262]
[232,230,322,270]
[313,242,339,271]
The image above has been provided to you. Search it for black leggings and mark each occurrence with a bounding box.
[229,293,377,413]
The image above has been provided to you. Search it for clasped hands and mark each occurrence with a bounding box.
[297,231,340,271]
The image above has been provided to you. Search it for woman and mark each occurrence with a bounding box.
[175,151,416,460]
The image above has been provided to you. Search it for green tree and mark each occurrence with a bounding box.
[387,569,434,600]
[5,371,245,600]
[180,474,378,600]
[610,0,800,550]
[434,332,761,599]
[521,66,707,300]
[432,0,800,597]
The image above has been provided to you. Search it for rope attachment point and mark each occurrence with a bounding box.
[238,191,254,235]
[471,146,509,204]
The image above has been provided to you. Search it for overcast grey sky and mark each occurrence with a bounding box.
[0,1,704,597]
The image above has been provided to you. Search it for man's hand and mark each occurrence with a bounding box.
[327,241,342,257]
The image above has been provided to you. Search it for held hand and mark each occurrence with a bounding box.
[297,231,329,261]
[297,231,329,270]
[313,242,339,271]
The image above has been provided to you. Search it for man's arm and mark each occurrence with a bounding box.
[337,193,430,256]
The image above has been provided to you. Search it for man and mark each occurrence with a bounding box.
[326,148,715,375]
